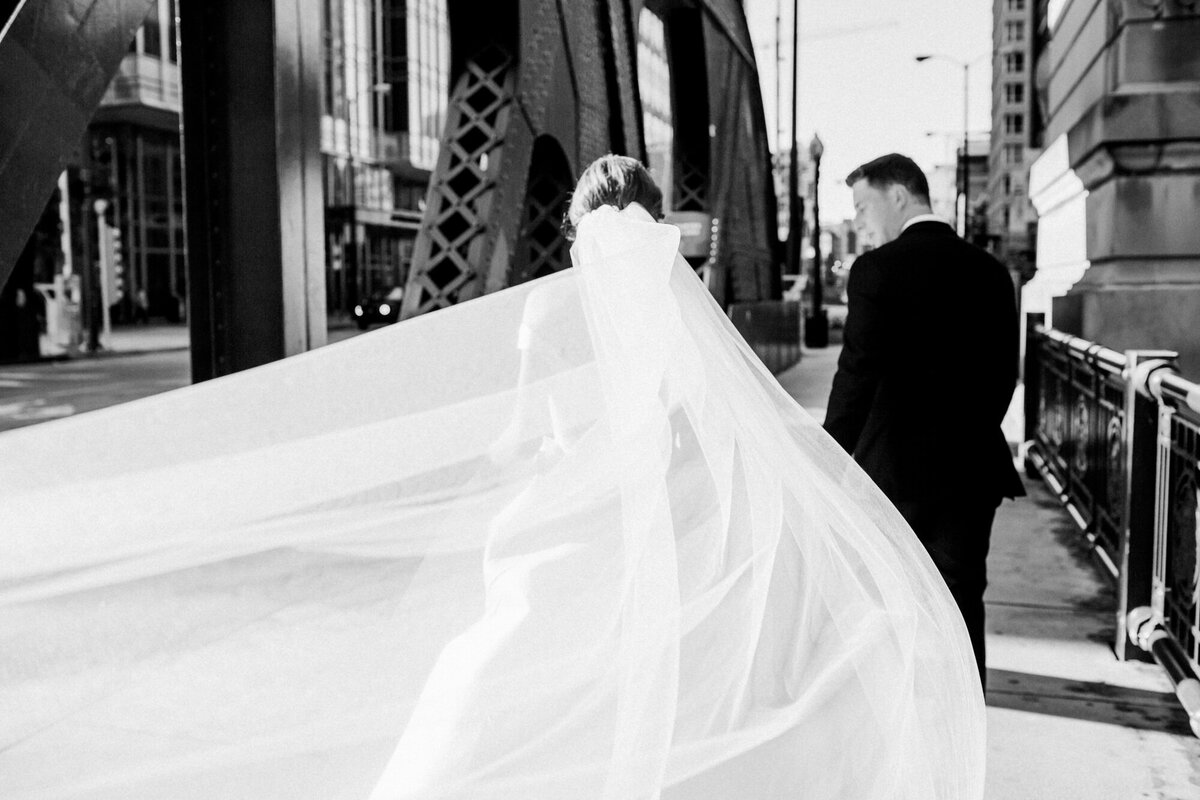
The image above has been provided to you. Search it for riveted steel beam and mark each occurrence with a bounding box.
[179,0,325,380]
[0,0,157,291]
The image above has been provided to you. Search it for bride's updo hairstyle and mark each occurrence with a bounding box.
[563,154,663,241]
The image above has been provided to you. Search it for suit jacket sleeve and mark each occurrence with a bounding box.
[990,266,1020,429]
[823,254,886,456]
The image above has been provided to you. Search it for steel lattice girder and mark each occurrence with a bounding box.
[0,0,158,292]
[0,0,780,355]
[403,0,778,318]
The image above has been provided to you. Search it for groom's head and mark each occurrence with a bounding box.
[846,154,932,246]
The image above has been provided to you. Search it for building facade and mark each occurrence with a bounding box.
[28,0,451,336]
[86,0,186,324]
[988,0,1039,272]
[962,135,992,246]
[321,0,449,315]
[637,8,674,214]
[927,135,990,243]
[1025,0,1200,374]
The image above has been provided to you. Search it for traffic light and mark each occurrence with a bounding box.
[108,224,125,305]
[94,200,124,310]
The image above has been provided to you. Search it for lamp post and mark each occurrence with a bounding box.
[805,132,828,348]
[916,54,976,239]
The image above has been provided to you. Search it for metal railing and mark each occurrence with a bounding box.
[1025,315,1200,735]
[728,300,802,374]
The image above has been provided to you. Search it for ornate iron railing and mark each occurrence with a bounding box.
[1024,325,1128,576]
[727,300,801,374]
[1025,315,1200,735]
[1150,370,1200,675]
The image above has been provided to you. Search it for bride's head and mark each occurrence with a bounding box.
[563,155,663,241]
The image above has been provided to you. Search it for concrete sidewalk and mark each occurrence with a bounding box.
[38,323,191,359]
[778,346,1200,799]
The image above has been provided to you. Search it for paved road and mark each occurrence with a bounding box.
[0,351,190,433]
[0,326,367,434]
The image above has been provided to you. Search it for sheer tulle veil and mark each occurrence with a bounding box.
[0,204,985,799]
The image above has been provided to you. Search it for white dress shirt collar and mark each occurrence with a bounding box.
[900,213,950,234]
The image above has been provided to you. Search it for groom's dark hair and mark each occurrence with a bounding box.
[845,153,931,206]
[563,154,663,241]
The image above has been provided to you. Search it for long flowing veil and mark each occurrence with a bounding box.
[0,204,984,799]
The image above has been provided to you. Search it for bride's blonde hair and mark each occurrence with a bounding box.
[563,154,663,241]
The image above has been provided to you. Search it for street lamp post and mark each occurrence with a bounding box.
[805,132,828,348]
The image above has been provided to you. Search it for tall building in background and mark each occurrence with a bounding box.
[0,0,184,362]
[321,0,449,314]
[962,135,991,245]
[928,135,990,243]
[989,0,1038,272]
[637,8,673,213]
[929,161,959,229]
[86,0,185,323]
[15,0,451,335]
[1025,0,1200,373]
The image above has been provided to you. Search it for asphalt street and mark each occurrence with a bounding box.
[0,325,366,434]
[0,351,190,433]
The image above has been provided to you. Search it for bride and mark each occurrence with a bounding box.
[0,156,984,799]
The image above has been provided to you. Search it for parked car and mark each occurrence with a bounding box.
[353,287,404,330]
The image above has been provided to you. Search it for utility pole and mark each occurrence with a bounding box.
[775,0,782,153]
[786,0,803,296]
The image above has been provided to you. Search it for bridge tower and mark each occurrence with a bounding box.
[402,0,779,317]
[0,1,779,373]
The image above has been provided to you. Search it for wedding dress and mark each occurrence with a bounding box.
[0,204,984,799]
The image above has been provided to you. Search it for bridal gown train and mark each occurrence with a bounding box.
[0,204,985,799]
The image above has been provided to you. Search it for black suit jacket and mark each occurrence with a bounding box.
[823,221,1025,504]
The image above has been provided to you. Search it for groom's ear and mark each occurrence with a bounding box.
[888,183,908,209]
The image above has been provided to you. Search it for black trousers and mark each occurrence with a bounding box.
[894,497,1000,692]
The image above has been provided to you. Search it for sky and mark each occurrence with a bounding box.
[743,0,995,224]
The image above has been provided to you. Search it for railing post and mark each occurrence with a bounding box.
[1023,313,1045,472]
[1116,350,1179,659]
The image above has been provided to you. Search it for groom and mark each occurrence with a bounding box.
[824,153,1024,689]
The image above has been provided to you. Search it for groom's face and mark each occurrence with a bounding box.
[851,179,901,247]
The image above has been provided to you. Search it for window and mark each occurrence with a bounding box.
[1004,113,1025,135]
[1005,21,1025,42]
[1003,174,1012,195]
[167,0,177,63]
[143,1,161,57]
[1007,0,1026,10]
[1004,144,1024,164]
[1003,207,1011,229]
[1005,52,1025,73]
[1004,83,1025,104]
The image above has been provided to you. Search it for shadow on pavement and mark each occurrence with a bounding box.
[986,667,1195,735]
